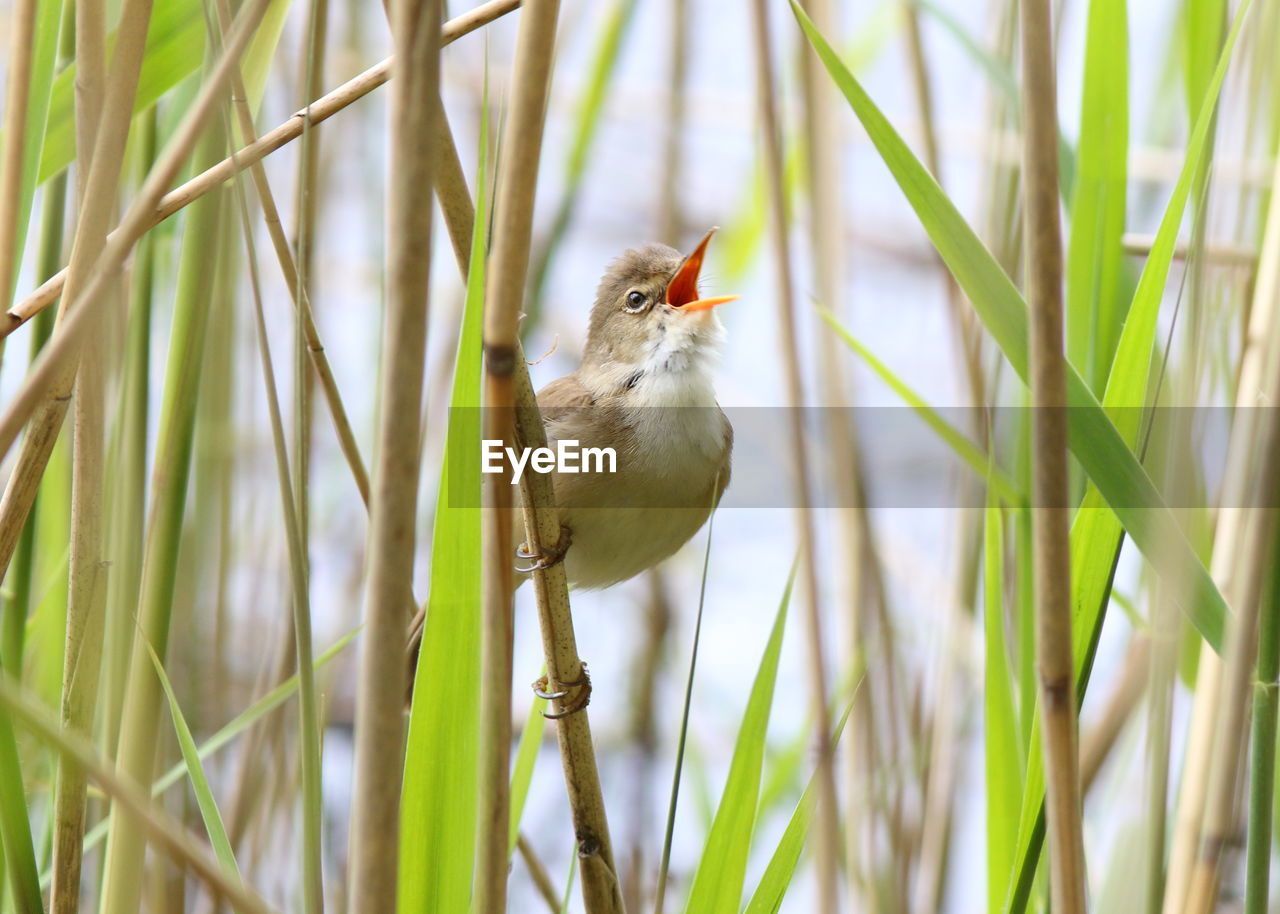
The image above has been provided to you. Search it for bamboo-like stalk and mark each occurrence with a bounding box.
[98,133,229,914]
[3,0,521,338]
[43,1,143,908]
[477,3,558,910]
[346,0,440,910]
[292,0,328,552]
[73,0,106,190]
[1180,141,1280,914]
[101,109,157,760]
[0,0,38,309]
[1018,0,1085,910]
[749,2,839,911]
[511,366,624,913]
[50,222,110,914]
[1244,538,1280,913]
[0,0,272,597]
[1163,134,1280,914]
[476,4,624,909]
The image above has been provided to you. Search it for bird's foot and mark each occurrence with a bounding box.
[515,524,572,574]
[532,664,592,719]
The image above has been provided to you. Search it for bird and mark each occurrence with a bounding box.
[406,228,737,701]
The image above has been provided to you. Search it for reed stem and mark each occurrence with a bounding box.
[751,2,839,910]
[1018,0,1086,909]
[346,0,440,909]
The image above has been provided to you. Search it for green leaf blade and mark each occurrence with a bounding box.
[397,97,489,914]
[684,572,793,914]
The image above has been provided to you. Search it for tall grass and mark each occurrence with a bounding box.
[0,1,1276,912]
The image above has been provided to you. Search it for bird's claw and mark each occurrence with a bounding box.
[532,664,592,719]
[515,524,572,574]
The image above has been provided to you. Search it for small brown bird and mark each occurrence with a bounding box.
[406,230,736,687]
[528,227,736,588]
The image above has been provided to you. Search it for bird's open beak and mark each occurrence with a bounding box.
[665,227,741,312]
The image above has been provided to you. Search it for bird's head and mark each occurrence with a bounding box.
[581,229,738,392]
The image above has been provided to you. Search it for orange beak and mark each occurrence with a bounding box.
[664,227,741,312]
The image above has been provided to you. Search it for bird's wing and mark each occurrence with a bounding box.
[536,374,596,427]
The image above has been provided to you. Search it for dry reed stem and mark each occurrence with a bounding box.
[47,0,107,903]
[1122,232,1257,266]
[291,0,327,550]
[0,0,273,547]
[73,0,106,191]
[212,0,370,508]
[1163,148,1280,914]
[38,0,148,907]
[476,3,620,910]
[231,157,326,914]
[0,0,38,312]
[1,0,521,338]
[1178,143,1280,914]
[512,366,624,913]
[751,2,839,911]
[471,14,625,901]
[346,0,440,909]
[0,679,276,914]
[794,1,894,907]
[518,832,565,913]
[898,12,985,899]
[626,0,687,901]
[432,92,478,273]
[1018,0,1086,909]
[51,293,110,914]
[657,0,687,243]
[1080,636,1151,791]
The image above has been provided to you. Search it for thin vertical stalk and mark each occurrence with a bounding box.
[626,0,688,903]
[212,0,369,507]
[750,2,838,911]
[43,0,142,907]
[0,0,39,309]
[481,2,623,909]
[1182,147,1280,914]
[896,14,987,901]
[2,158,65,675]
[2,0,522,342]
[98,133,226,914]
[1018,0,1085,911]
[657,0,687,243]
[230,157,325,914]
[1244,538,1280,913]
[50,213,109,914]
[795,1,895,907]
[101,110,157,758]
[511,364,624,913]
[0,0,269,587]
[1165,115,1280,914]
[477,3,559,911]
[291,0,328,641]
[346,0,440,910]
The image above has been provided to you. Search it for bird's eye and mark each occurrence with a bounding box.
[625,290,647,311]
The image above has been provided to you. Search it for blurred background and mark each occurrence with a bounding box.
[0,0,1277,911]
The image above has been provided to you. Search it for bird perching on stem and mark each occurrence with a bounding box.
[407,229,738,698]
